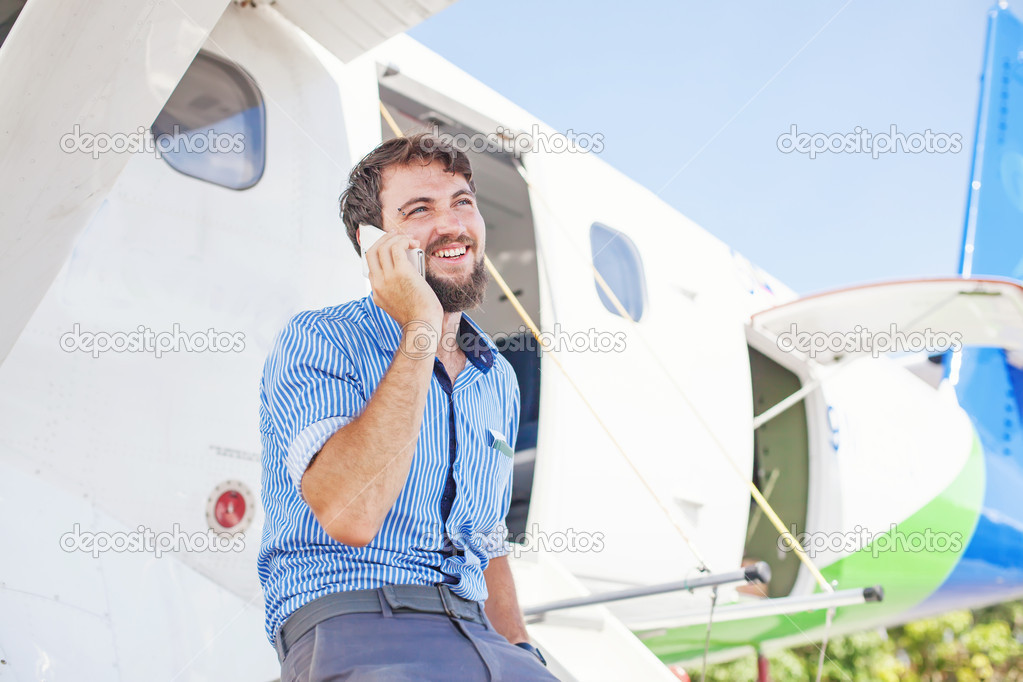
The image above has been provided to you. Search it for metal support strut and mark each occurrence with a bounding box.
[523,562,771,619]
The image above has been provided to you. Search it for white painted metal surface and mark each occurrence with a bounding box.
[0,0,231,365]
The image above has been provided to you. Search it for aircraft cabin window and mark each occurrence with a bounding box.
[590,222,647,321]
[151,50,266,190]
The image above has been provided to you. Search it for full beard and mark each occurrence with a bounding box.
[426,257,489,313]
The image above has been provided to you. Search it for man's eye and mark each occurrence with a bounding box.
[408,206,428,215]
[456,198,473,207]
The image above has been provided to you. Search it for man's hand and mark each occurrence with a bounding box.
[364,231,442,333]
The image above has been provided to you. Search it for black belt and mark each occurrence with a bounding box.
[274,584,487,662]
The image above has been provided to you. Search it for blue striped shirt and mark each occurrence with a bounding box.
[257,294,519,645]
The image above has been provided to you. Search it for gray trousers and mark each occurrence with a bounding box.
[280,601,560,681]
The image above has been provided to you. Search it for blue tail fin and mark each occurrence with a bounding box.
[961,6,1023,279]
[922,5,1023,616]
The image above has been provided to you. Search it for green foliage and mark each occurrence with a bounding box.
[697,600,1023,681]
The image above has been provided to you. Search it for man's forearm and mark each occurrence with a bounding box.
[483,555,530,644]
[301,333,434,545]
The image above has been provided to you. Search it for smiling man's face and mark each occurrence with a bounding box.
[378,159,488,312]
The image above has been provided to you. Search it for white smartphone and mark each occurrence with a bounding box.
[359,224,425,279]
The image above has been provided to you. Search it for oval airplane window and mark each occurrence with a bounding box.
[590,222,647,321]
[151,49,266,190]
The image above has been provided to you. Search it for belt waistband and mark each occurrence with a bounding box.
[275,584,486,663]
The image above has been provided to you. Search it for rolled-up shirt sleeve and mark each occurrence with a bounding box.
[261,313,367,496]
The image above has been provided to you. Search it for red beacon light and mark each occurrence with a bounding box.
[214,490,246,529]
[206,481,253,534]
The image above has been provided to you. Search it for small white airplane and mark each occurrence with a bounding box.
[2,1,1022,680]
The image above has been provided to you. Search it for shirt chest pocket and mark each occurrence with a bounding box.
[465,426,514,524]
[452,386,515,523]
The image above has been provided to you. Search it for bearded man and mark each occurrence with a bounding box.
[258,133,556,681]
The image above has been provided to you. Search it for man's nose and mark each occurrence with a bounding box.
[432,205,466,236]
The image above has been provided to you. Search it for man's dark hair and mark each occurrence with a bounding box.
[339,132,476,255]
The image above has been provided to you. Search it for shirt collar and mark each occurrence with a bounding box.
[362,294,496,373]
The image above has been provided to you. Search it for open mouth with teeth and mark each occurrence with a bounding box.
[431,244,469,263]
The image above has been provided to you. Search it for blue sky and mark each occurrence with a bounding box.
[410,0,998,295]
